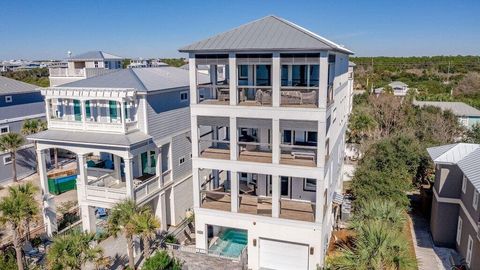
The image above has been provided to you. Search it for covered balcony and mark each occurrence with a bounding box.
[237,119,273,163]
[279,120,318,167]
[198,170,317,222]
[279,58,320,108]
[197,116,231,160]
[46,97,138,133]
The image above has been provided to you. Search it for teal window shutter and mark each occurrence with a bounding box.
[85,101,91,118]
[124,101,128,120]
[73,100,81,121]
[109,101,118,120]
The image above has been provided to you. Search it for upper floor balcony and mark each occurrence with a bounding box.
[192,53,340,109]
[46,97,138,133]
[49,67,117,78]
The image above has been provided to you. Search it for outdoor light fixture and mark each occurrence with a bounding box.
[253,239,257,247]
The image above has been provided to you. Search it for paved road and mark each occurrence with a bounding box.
[410,213,457,270]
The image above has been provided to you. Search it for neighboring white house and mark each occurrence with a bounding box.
[48,51,124,87]
[29,67,208,236]
[413,100,480,128]
[180,15,353,270]
[128,58,168,68]
[374,81,409,96]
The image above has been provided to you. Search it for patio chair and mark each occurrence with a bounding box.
[281,91,302,105]
[255,90,272,105]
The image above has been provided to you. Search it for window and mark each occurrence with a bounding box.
[3,155,12,165]
[456,217,463,245]
[94,61,99,68]
[0,126,9,134]
[283,130,292,144]
[307,132,317,144]
[303,178,316,191]
[5,96,12,103]
[462,176,468,193]
[179,157,185,165]
[104,61,109,69]
[180,91,188,102]
[473,190,479,210]
[466,235,473,267]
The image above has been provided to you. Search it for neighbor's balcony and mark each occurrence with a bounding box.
[83,168,166,205]
[48,117,138,133]
[49,67,117,78]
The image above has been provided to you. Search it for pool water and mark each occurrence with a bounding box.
[209,228,248,258]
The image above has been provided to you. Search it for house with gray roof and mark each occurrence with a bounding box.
[427,143,480,269]
[374,81,409,96]
[414,100,480,128]
[48,50,125,87]
[28,66,209,236]
[180,15,354,270]
[0,76,45,183]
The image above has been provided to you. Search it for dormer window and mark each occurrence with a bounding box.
[94,61,99,68]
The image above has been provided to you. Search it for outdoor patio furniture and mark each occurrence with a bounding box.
[291,150,316,160]
[255,89,272,105]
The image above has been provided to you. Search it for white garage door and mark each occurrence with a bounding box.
[259,239,309,270]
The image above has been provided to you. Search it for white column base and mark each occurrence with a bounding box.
[81,205,96,233]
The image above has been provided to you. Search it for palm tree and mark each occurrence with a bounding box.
[134,209,160,258]
[0,184,39,270]
[107,199,148,270]
[21,119,48,174]
[351,200,406,231]
[0,133,25,182]
[46,230,103,270]
[14,182,39,242]
[327,222,415,270]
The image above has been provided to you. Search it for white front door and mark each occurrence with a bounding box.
[259,239,309,270]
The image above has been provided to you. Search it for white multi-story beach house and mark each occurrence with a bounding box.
[180,15,353,270]
[48,51,124,87]
[29,67,207,235]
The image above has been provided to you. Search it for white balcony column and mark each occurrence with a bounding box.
[228,52,238,105]
[192,168,201,208]
[81,99,87,130]
[45,99,51,120]
[189,53,198,105]
[319,51,329,108]
[191,116,199,158]
[229,117,238,160]
[113,155,121,180]
[315,178,325,223]
[124,157,134,199]
[120,100,127,132]
[272,174,280,218]
[317,121,326,167]
[77,154,88,200]
[155,147,163,187]
[230,171,239,213]
[272,52,281,107]
[81,205,96,233]
[36,149,57,236]
[272,119,280,164]
[155,192,168,230]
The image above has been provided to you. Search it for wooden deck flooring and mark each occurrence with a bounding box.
[201,192,315,222]
[200,148,316,167]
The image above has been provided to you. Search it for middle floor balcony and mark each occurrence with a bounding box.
[196,117,320,168]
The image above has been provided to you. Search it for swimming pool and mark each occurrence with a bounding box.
[209,228,248,258]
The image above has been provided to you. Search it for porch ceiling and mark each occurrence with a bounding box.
[27,129,152,148]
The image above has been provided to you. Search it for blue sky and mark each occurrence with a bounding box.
[0,0,479,60]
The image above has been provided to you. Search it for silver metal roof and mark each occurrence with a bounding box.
[57,67,209,92]
[427,143,479,164]
[28,129,151,148]
[0,76,39,95]
[179,15,353,54]
[458,148,480,193]
[69,51,123,61]
[428,143,480,192]
[389,81,408,87]
[413,100,480,117]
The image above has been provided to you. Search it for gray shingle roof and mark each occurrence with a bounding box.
[457,148,480,193]
[28,129,151,148]
[57,67,209,92]
[413,100,480,117]
[179,15,353,54]
[69,51,123,61]
[0,76,39,95]
[0,102,45,122]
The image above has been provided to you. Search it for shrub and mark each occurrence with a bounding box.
[142,251,171,270]
[164,234,179,244]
